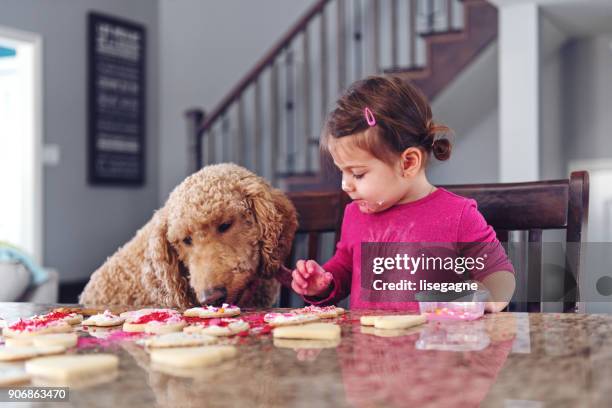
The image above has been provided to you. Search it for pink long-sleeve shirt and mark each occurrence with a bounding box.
[305,187,515,310]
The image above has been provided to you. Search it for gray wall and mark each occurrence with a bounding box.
[0,0,159,282]
[563,35,612,163]
[428,42,500,185]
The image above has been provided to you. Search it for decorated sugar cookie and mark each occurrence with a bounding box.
[123,309,186,333]
[82,310,125,327]
[3,317,73,338]
[263,312,320,327]
[292,305,345,319]
[183,304,241,318]
[143,332,217,349]
[184,318,249,337]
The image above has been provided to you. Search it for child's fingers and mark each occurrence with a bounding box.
[305,260,319,276]
[296,260,311,279]
[291,280,306,295]
[316,272,333,290]
[292,269,308,289]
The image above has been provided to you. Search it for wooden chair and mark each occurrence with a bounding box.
[282,171,589,312]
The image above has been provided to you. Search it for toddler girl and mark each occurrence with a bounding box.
[290,75,515,312]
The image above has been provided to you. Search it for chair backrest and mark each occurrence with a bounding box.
[284,171,589,312]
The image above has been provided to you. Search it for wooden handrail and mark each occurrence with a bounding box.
[198,0,332,134]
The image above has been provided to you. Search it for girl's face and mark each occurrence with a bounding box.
[330,137,411,214]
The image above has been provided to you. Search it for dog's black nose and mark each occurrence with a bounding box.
[199,287,227,306]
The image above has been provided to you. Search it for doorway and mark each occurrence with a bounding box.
[0,26,43,263]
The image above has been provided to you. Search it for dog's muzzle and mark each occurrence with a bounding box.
[199,286,228,306]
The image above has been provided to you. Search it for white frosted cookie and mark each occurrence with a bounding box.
[183,304,241,318]
[5,337,34,347]
[0,345,66,361]
[25,354,119,382]
[292,306,345,319]
[32,333,78,348]
[273,337,341,349]
[184,319,249,337]
[0,363,30,386]
[359,315,377,326]
[373,314,427,330]
[3,319,73,338]
[272,322,341,340]
[82,310,125,327]
[360,326,419,337]
[263,312,320,327]
[143,321,187,334]
[143,332,217,349]
[149,345,237,368]
[123,309,185,333]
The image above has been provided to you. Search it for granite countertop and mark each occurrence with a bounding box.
[0,302,610,407]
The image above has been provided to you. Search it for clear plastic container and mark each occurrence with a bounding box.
[415,320,490,351]
[416,288,489,321]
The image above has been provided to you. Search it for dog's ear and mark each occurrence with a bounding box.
[242,178,298,279]
[142,209,191,308]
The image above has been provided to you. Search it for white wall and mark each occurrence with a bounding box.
[428,42,500,184]
[158,0,316,200]
[0,0,160,282]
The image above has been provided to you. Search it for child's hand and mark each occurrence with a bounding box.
[291,260,333,297]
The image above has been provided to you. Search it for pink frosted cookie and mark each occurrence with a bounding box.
[184,318,249,336]
[123,309,186,333]
[82,310,125,327]
[292,306,345,319]
[3,315,73,338]
[183,304,241,319]
[263,312,320,327]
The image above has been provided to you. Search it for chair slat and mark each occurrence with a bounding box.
[527,229,542,312]
[307,232,320,260]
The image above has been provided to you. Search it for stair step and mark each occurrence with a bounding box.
[419,28,464,40]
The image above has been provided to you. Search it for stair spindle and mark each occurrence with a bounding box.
[446,0,453,30]
[391,0,398,68]
[371,0,380,73]
[337,0,346,91]
[237,95,246,166]
[221,114,230,163]
[207,127,216,166]
[353,0,363,79]
[254,78,262,174]
[285,48,295,173]
[409,0,417,67]
[302,28,312,173]
[320,7,328,122]
[270,61,280,186]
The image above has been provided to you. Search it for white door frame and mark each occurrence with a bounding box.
[0,25,43,264]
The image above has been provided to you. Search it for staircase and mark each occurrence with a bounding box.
[185,0,498,191]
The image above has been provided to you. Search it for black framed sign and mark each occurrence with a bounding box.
[88,12,146,185]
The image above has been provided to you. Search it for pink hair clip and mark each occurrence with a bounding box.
[364,107,376,126]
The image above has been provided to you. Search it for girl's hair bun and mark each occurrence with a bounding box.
[427,121,452,161]
[432,138,452,161]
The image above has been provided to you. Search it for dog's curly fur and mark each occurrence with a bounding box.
[79,163,297,308]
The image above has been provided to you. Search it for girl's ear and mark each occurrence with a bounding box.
[400,147,423,176]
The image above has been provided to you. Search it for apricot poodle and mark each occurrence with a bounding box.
[79,163,297,309]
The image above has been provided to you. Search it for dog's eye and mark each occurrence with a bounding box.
[182,236,192,246]
[217,222,232,233]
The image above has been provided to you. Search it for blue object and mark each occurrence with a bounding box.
[0,46,16,58]
[0,244,48,285]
